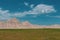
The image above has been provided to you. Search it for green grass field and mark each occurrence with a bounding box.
[0,29,60,40]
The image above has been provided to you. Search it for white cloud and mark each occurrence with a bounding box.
[29,4,56,14]
[24,3,56,14]
[24,2,34,8]
[0,4,57,20]
[30,4,34,8]
[24,2,29,6]
[13,12,27,17]
[13,4,56,17]
[0,8,12,20]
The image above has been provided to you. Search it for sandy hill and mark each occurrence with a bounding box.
[0,18,60,29]
[0,18,35,29]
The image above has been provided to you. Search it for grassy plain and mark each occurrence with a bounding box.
[0,29,60,40]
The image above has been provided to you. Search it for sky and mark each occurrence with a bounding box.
[0,0,60,25]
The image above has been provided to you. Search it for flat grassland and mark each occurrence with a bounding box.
[0,29,60,40]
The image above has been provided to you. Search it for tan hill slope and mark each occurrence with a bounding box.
[0,18,60,29]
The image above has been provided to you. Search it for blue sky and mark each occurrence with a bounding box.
[0,0,60,25]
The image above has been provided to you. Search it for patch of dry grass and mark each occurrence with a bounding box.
[0,29,60,40]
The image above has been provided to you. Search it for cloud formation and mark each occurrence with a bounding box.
[46,15,60,18]
[0,9,12,20]
[0,4,56,20]
[24,2,34,8]
[14,4,56,17]
[31,4,56,14]
[30,4,34,8]
[24,2,29,6]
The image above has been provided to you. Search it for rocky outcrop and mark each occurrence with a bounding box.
[0,18,34,28]
[0,18,60,29]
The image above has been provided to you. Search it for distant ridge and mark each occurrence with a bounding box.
[0,18,60,29]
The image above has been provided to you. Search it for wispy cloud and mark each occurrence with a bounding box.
[24,2,34,8]
[0,8,12,20]
[0,4,56,20]
[30,4,34,8]
[46,15,60,18]
[30,4,56,14]
[24,2,29,6]
[15,4,56,17]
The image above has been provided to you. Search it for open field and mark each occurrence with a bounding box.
[0,29,60,40]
